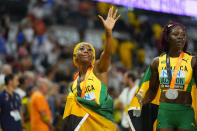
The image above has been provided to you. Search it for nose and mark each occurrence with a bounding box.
[83,48,88,53]
[178,34,182,38]
[177,34,185,41]
[83,47,90,53]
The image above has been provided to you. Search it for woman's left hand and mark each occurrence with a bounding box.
[98,7,120,32]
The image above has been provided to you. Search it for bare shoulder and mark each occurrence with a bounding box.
[93,59,100,74]
[151,57,159,71]
[191,56,197,68]
[93,68,108,86]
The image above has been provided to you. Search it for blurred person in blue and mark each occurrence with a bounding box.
[0,27,6,56]
[0,74,23,131]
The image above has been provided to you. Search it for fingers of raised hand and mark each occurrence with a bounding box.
[107,7,113,18]
[115,15,120,22]
[112,9,118,19]
[108,7,120,21]
[98,15,104,23]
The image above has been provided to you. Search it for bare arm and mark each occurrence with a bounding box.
[142,57,160,105]
[40,111,54,131]
[94,7,120,73]
[20,108,24,129]
[191,56,197,86]
[114,101,123,110]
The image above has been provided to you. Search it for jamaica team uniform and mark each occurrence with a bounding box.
[72,70,110,105]
[157,52,197,130]
[63,68,116,131]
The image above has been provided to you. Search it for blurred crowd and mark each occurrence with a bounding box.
[0,0,197,131]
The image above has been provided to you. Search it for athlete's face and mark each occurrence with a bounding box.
[76,43,93,64]
[168,26,186,51]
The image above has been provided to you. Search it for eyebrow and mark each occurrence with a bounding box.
[80,45,92,49]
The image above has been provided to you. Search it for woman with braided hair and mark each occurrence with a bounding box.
[142,22,197,131]
[62,7,120,131]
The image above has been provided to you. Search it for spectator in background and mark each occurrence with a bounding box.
[30,2,44,20]
[17,17,34,51]
[77,0,93,41]
[2,64,12,75]
[22,17,34,45]
[108,63,123,93]
[0,13,10,41]
[114,71,137,131]
[33,19,46,36]
[0,27,7,56]
[31,78,53,131]
[0,64,13,91]
[119,41,137,68]
[24,71,35,87]
[19,55,33,72]
[0,74,23,131]
[15,76,26,99]
[55,0,71,25]
[16,24,25,47]
[47,83,60,127]
[22,85,35,131]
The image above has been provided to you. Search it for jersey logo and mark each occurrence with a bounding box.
[182,58,188,63]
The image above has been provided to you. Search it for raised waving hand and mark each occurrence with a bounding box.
[98,7,120,32]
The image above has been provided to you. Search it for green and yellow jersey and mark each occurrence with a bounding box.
[158,52,194,92]
[63,68,115,131]
[72,70,108,105]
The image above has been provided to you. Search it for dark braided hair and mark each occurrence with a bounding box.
[159,22,188,53]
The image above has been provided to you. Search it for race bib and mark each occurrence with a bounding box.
[10,110,21,121]
[160,70,185,89]
[84,92,96,100]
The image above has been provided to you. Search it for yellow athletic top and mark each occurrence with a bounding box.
[71,69,108,105]
[158,52,193,92]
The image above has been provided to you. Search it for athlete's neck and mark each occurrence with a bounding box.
[168,49,183,57]
[78,65,90,77]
